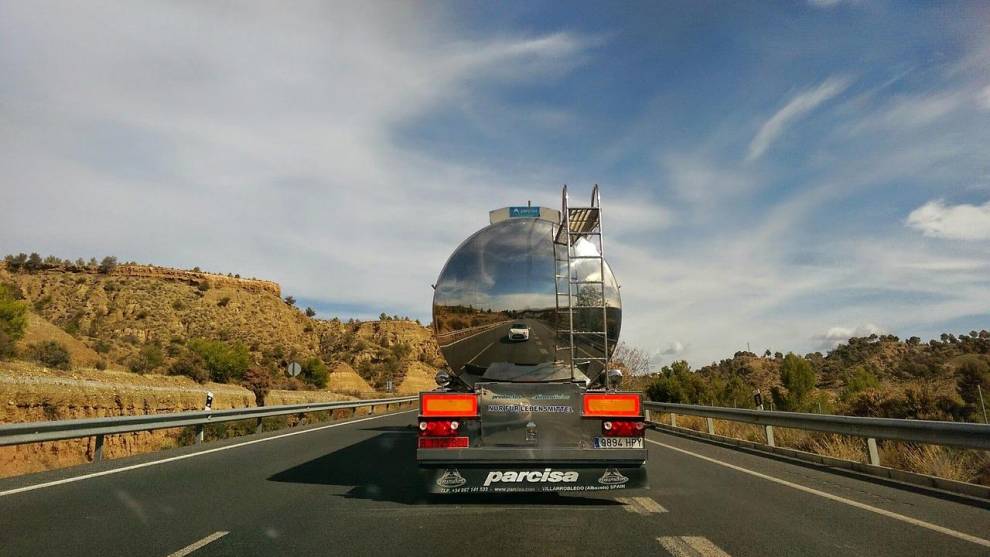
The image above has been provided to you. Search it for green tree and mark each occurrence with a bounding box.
[305,307,316,317]
[0,284,28,359]
[187,338,250,383]
[774,353,816,410]
[98,256,118,274]
[300,357,329,388]
[284,296,296,306]
[25,253,43,271]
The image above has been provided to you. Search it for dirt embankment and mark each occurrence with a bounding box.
[0,363,358,478]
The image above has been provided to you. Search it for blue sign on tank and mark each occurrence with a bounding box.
[509,207,540,218]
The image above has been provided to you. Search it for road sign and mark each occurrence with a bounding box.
[288,362,301,377]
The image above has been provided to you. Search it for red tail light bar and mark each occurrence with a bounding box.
[582,393,642,417]
[420,393,479,417]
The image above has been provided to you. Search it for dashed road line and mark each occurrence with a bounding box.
[658,536,730,557]
[466,341,496,365]
[615,496,667,514]
[166,531,229,557]
[645,438,990,549]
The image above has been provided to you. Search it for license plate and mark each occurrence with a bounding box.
[593,437,644,449]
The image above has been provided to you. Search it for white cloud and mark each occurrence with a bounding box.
[906,200,990,240]
[979,85,990,110]
[747,76,850,161]
[813,324,884,350]
[659,341,684,355]
[0,3,595,317]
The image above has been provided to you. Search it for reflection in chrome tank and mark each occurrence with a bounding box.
[433,217,620,385]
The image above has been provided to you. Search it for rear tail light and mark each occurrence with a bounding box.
[418,436,469,449]
[602,420,646,437]
[420,393,478,417]
[583,393,642,417]
[418,419,460,436]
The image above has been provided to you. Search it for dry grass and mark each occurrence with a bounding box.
[660,413,990,487]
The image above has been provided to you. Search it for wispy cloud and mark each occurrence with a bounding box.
[747,76,850,161]
[907,200,990,240]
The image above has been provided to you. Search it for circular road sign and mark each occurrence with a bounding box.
[288,362,302,377]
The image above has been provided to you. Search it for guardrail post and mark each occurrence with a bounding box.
[256,417,263,434]
[670,413,677,427]
[867,437,880,466]
[195,424,204,444]
[706,417,715,435]
[94,434,105,462]
[765,425,775,447]
[644,409,651,423]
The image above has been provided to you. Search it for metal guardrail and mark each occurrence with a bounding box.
[644,401,990,467]
[0,396,418,461]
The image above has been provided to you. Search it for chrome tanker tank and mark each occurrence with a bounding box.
[432,204,621,387]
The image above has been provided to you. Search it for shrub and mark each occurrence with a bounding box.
[284,295,296,306]
[301,357,329,388]
[187,338,250,383]
[217,296,231,307]
[92,339,112,353]
[29,341,71,370]
[197,281,210,292]
[170,350,208,383]
[305,307,316,317]
[129,344,164,373]
[0,331,15,360]
[33,295,52,311]
[95,359,107,371]
[172,300,185,310]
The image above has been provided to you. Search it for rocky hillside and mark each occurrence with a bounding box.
[0,258,442,393]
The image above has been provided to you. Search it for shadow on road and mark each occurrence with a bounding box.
[267,429,622,507]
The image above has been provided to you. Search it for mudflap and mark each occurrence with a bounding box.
[421,464,647,494]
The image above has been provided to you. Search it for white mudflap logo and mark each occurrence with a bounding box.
[598,468,629,486]
[483,468,579,487]
[436,469,467,488]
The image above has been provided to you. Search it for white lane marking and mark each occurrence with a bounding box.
[0,410,416,498]
[166,531,229,557]
[658,536,730,557]
[646,438,990,548]
[616,496,667,514]
[633,496,667,513]
[437,321,510,348]
[466,341,495,365]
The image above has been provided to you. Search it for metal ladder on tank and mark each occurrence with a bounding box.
[553,184,612,388]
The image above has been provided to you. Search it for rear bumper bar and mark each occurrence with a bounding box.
[417,447,647,464]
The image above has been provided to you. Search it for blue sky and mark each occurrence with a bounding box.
[2,1,989,366]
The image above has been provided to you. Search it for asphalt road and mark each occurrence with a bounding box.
[440,319,604,370]
[1,410,988,556]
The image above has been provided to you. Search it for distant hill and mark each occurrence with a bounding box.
[0,258,442,392]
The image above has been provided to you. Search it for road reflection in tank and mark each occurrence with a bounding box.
[433,218,620,384]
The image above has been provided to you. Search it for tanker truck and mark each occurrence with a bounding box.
[418,185,647,494]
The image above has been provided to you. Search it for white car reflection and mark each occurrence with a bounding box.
[508,323,530,341]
